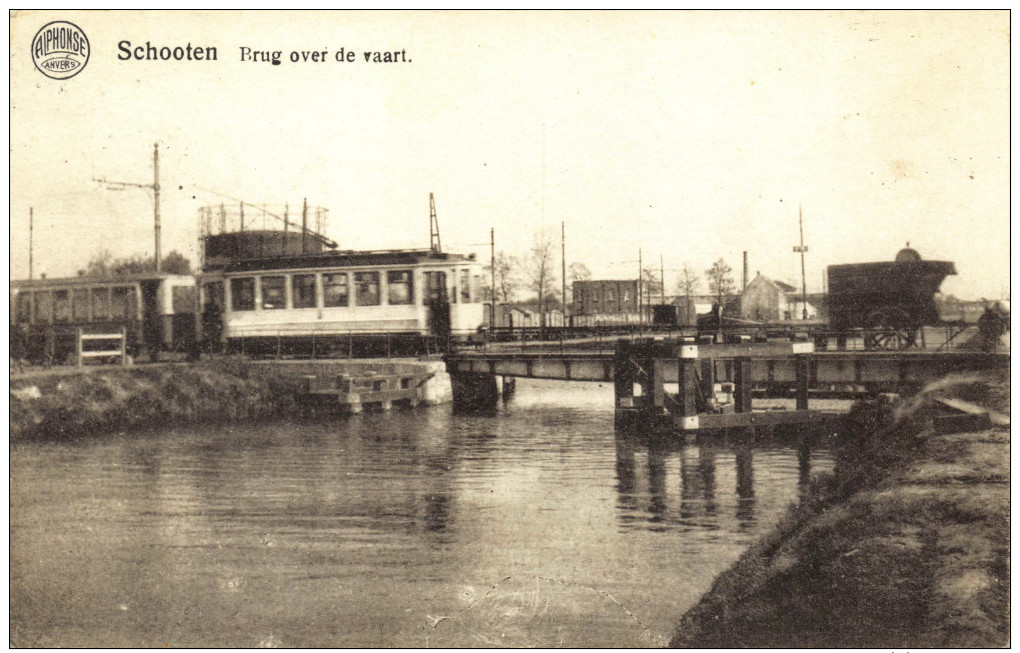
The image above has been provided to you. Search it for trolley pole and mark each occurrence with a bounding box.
[794,204,809,320]
[638,247,643,325]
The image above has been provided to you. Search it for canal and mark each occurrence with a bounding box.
[11,379,833,647]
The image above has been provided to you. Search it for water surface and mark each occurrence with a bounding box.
[11,379,832,647]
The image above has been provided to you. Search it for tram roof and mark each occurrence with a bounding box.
[11,272,195,290]
[219,249,478,273]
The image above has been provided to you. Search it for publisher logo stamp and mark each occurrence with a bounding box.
[32,21,90,80]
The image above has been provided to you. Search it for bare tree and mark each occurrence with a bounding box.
[675,263,700,323]
[486,251,520,304]
[526,228,557,328]
[641,267,663,306]
[705,258,735,308]
[676,263,700,299]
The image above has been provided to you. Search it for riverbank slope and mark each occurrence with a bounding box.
[10,357,450,443]
[671,369,1009,648]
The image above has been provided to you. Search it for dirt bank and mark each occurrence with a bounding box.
[671,369,1010,648]
[10,358,300,443]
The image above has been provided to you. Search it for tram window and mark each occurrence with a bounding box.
[323,273,349,308]
[53,290,70,323]
[449,273,457,304]
[354,272,380,306]
[424,271,447,302]
[261,276,286,310]
[172,286,197,314]
[472,274,482,303]
[15,293,31,323]
[111,286,136,320]
[460,270,470,303]
[292,274,317,309]
[72,289,89,321]
[387,270,413,305]
[231,278,255,311]
[34,292,52,323]
[91,288,110,320]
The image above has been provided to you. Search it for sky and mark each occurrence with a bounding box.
[9,10,1011,300]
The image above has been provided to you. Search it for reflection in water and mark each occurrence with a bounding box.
[12,380,832,648]
[613,431,823,535]
[735,445,756,527]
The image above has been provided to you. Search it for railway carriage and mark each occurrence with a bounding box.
[199,249,485,356]
[10,273,198,364]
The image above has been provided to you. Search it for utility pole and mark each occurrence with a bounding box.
[638,247,643,325]
[793,204,809,320]
[153,142,160,272]
[660,254,665,304]
[561,221,566,324]
[301,198,308,254]
[29,207,33,280]
[94,142,162,272]
[490,227,496,329]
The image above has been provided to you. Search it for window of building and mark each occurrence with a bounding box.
[53,290,71,323]
[387,270,413,305]
[231,278,255,311]
[34,292,52,323]
[72,289,89,321]
[91,288,110,320]
[323,273,349,308]
[355,272,380,306]
[111,286,136,320]
[261,276,286,310]
[460,270,470,303]
[16,293,31,324]
[292,274,317,309]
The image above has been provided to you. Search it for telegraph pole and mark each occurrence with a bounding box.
[638,247,643,325]
[490,227,496,329]
[660,254,665,304]
[153,143,161,272]
[561,222,566,323]
[28,207,34,280]
[94,142,162,272]
[793,204,809,319]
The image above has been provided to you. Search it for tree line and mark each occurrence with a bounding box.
[484,227,737,316]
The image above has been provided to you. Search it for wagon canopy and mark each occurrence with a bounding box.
[827,251,956,331]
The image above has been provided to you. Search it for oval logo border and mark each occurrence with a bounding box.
[31,20,90,80]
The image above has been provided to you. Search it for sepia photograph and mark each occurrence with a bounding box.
[9,9,1010,648]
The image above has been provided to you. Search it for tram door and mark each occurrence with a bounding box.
[140,280,163,362]
[425,271,451,341]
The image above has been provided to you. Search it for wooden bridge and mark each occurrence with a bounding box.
[446,339,1009,435]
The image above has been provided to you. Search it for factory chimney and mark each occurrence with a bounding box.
[742,251,749,292]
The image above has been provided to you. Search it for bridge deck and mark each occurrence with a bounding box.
[448,347,1008,391]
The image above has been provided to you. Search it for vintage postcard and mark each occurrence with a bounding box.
[10,10,1009,648]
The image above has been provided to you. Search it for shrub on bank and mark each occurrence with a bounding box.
[9,358,297,442]
[671,370,1010,648]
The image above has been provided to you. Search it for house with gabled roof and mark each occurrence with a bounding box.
[740,272,818,322]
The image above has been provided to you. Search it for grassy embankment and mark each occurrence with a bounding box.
[10,358,299,443]
[671,369,1010,648]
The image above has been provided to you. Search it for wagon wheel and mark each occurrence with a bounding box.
[863,306,918,350]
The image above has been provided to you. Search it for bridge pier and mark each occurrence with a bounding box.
[450,372,499,413]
